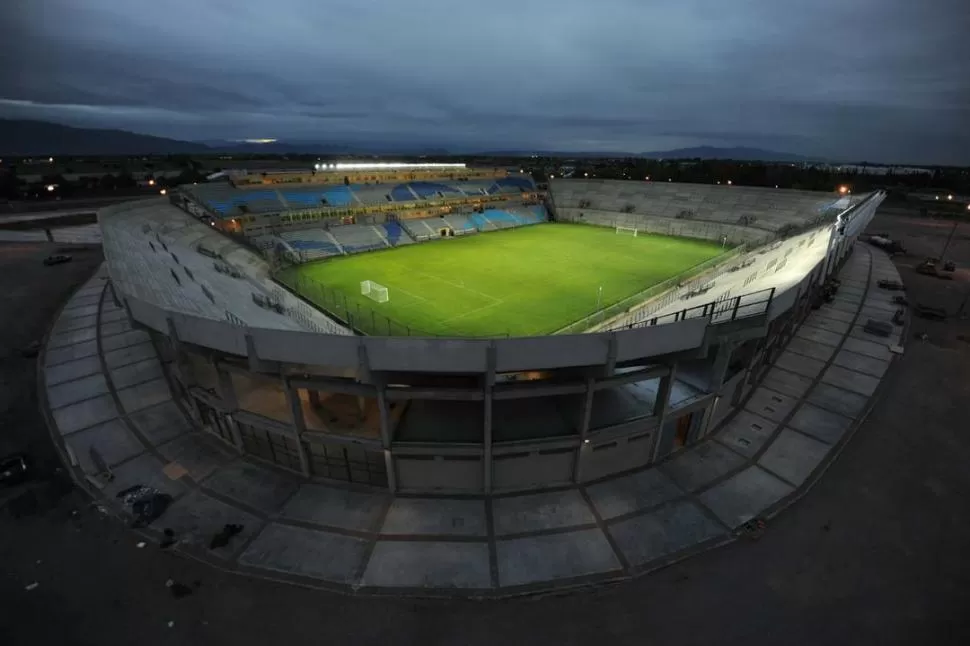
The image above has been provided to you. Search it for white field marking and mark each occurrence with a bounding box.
[440,299,505,325]
[381,281,433,304]
[389,262,501,304]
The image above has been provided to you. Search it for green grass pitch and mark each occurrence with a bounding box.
[280,223,725,336]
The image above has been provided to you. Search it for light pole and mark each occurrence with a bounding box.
[939,220,959,261]
[596,285,604,322]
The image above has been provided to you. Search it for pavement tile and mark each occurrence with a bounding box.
[773,350,826,379]
[203,460,300,514]
[698,466,794,528]
[821,365,881,397]
[239,523,368,584]
[362,542,492,588]
[63,419,145,474]
[586,468,684,520]
[117,378,172,414]
[744,387,799,424]
[715,410,778,458]
[661,440,746,492]
[831,349,889,378]
[128,400,192,445]
[761,367,814,398]
[496,528,621,587]
[45,356,103,386]
[53,394,118,435]
[786,337,837,362]
[281,484,388,532]
[788,402,854,444]
[47,373,110,409]
[608,500,726,567]
[157,432,236,481]
[493,489,596,535]
[758,428,830,486]
[380,497,486,536]
[806,383,869,419]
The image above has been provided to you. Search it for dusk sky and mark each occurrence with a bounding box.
[2,0,968,164]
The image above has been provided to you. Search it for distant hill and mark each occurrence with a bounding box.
[0,119,209,155]
[639,146,815,162]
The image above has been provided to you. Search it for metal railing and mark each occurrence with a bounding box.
[555,244,744,334]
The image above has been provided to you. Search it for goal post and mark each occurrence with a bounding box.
[360,280,389,303]
[616,225,638,237]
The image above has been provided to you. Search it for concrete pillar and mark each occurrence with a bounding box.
[650,364,677,461]
[573,378,596,483]
[483,343,497,494]
[708,342,734,392]
[283,381,311,477]
[376,386,397,493]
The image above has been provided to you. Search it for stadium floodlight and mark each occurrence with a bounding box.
[360,280,389,303]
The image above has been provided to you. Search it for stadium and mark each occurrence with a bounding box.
[89,162,882,494]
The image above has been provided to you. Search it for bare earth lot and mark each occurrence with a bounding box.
[1,206,969,646]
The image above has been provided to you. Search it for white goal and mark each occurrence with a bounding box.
[616,225,638,237]
[360,280,389,303]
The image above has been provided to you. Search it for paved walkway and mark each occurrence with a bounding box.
[40,246,906,596]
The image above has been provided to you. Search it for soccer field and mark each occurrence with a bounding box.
[279,223,726,337]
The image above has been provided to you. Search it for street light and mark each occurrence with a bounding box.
[726,180,732,186]
[947,194,953,200]
[148,179,155,186]
[46,184,55,192]
[159,189,167,195]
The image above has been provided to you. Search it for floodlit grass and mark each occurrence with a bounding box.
[280,223,725,336]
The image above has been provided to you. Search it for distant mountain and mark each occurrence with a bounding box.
[0,119,210,155]
[639,146,815,162]
[201,139,452,155]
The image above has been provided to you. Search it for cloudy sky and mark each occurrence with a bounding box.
[2,0,968,163]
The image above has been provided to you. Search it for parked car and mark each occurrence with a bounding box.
[43,254,72,266]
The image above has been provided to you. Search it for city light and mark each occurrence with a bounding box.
[159,189,167,195]
[645,176,650,181]
[148,179,155,186]
[46,184,55,192]
[838,185,849,194]
[947,194,953,200]
[313,162,466,171]
[727,180,732,185]
[584,172,588,177]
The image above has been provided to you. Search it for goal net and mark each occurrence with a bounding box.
[360,280,389,303]
[616,226,638,237]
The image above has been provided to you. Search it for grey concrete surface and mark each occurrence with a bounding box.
[238,523,368,583]
[758,429,830,486]
[586,468,684,520]
[281,484,388,532]
[608,500,726,566]
[362,541,492,588]
[492,489,597,535]
[699,466,795,527]
[381,497,487,536]
[496,529,622,587]
[203,460,300,514]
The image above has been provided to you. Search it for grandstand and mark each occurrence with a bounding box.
[552,179,854,245]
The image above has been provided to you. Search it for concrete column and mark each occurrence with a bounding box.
[708,342,734,392]
[483,343,497,494]
[573,378,596,483]
[283,380,311,477]
[650,363,678,461]
[376,386,397,493]
[215,366,238,410]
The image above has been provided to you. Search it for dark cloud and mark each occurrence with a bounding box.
[1,0,968,163]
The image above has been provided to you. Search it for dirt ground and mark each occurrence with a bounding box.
[1,208,969,646]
